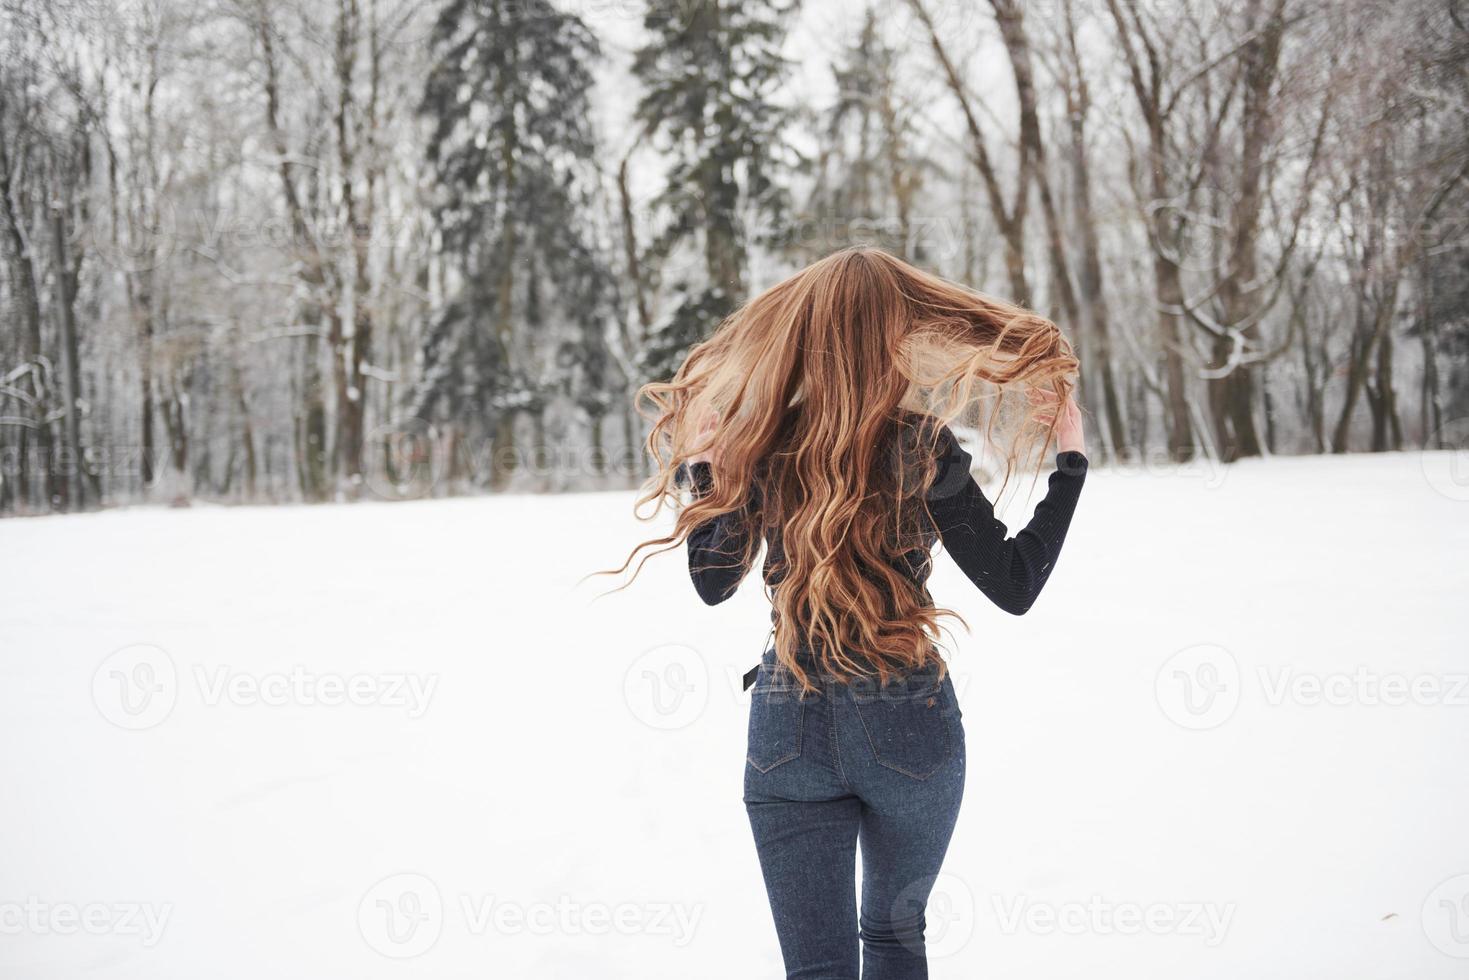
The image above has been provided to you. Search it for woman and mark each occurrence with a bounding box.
[618,247,1087,978]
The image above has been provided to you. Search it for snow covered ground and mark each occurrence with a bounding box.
[2,451,1467,979]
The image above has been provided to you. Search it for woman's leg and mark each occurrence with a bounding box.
[744,668,863,978]
[745,794,863,978]
[855,795,963,980]
[839,672,967,979]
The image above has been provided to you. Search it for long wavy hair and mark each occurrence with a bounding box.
[610,247,1078,691]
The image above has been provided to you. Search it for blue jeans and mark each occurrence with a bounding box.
[743,648,966,979]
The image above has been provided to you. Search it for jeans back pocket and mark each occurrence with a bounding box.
[851,671,955,779]
[747,668,806,773]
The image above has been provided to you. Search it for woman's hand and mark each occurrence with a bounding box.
[1027,387,1086,457]
[687,409,721,467]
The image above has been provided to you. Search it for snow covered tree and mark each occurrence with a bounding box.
[800,7,927,264]
[418,0,607,489]
[632,0,801,383]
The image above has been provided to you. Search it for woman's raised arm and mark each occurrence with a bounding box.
[675,461,757,605]
[925,424,1088,616]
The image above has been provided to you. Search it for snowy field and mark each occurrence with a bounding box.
[2,451,1467,979]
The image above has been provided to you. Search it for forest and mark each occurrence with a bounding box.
[1,0,1466,513]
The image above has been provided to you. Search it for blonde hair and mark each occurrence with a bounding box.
[611,247,1078,690]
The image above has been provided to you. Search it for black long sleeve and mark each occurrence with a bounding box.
[925,425,1088,615]
[675,425,1088,614]
[675,461,755,605]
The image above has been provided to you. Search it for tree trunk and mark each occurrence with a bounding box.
[617,153,652,336]
[51,208,85,511]
[489,0,522,491]
[255,4,333,501]
[1060,0,1127,457]
[1332,288,1398,452]
[1154,246,1196,460]
[910,0,1030,303]
[993,0,1078,324]
[333,0,374,494]
[0,109,51,510]
[1370,310,1401,451]
[1419,301,1441,447]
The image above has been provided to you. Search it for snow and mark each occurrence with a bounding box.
[2,451,1466,978]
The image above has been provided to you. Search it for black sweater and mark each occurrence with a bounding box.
[677,424,1088,617]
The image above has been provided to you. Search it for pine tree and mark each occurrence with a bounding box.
[418,0,607,489]
[632,0,800,382]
